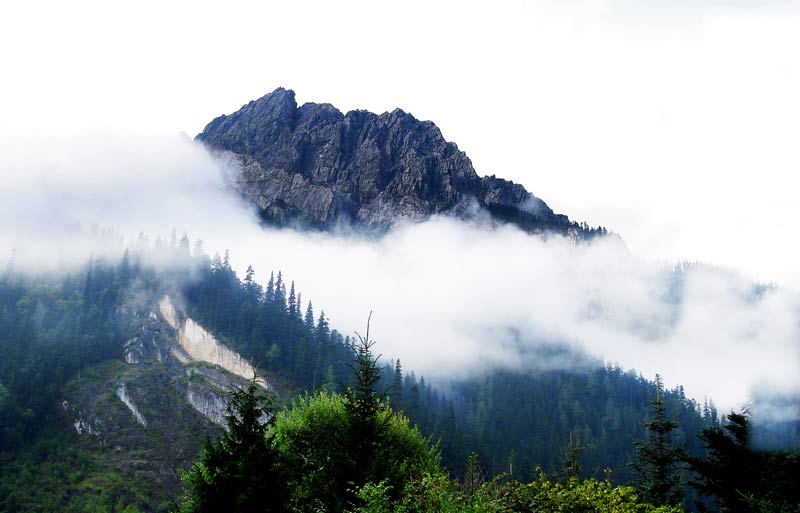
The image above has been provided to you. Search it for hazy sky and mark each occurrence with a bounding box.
[2,0,799,287]
[2,0,799,290]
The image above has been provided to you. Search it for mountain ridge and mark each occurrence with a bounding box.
[196,88,605,237]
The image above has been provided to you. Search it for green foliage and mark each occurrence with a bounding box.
[178,376,283,513]
[386,364,713,484]
[557,432,584,480]
[632,375,685,506]
[271,391,439,512]
[685,411,800,513]
[0,442,149,513]
[183,255,356,395]
[463,452,484,496]
[344,315,391,498]
[350,471,683,513]
[498,474,683,513]
[3,245,796,513]
[0,258,130,453]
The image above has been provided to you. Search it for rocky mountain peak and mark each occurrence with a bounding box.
[197,88,598,237]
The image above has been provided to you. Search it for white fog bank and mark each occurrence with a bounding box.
[0,133,797,420]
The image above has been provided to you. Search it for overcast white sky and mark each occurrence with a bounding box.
[2,0,798,287]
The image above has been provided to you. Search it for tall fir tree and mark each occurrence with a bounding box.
[304,302,315,333]
[343,313,386,501]
[265,271,275,304]
[274,271,286,310]
[288,281,297,317]
[316,311,330,345]
[631,374,684,506]
[391,359,404,410]
[179,375,283,513]
[684,412,799,513]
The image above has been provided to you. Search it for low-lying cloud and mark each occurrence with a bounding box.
[1,133,797,421]
[240,218,800,420]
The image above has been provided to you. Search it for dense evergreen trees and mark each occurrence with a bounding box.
[179,327,678,513]
[258,325,438,513]
[686,412,800,513]
[632,375,685,506]
[0,258,130,453]
[384,364,713,483]
[182,250,355,396]
[1,241,797,512]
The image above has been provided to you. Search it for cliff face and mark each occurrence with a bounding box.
[60,292,271,502]
[158,295,268,389]
[197,88,582,235]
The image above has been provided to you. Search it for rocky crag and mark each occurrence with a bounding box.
[61,293,269,503]
[197,88,604,237]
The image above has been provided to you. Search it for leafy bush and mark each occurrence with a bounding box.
[350,472,684,513]
[271,391,439,513]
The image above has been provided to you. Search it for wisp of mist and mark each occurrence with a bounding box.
[1,132,797,422]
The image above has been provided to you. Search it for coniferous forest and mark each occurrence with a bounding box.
[0,242,797,512]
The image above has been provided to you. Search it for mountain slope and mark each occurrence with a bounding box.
[197,88,603,237]
[0,248,720,511]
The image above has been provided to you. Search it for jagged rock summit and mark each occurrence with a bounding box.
[197,87,595,236]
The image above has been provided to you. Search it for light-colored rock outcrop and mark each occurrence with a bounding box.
[115,384,148,427]
[158,295,267,388]
[185,384,228,426]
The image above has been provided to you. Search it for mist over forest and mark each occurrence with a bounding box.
[1,133,797,423]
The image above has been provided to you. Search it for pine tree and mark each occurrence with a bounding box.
[631,374,684,506]
[211,253,222,270]
[559,432,584,480]
[287,281,297,317]
[274,272,285,309]
[391,359,403,410]
[343,313,387,497]
[463,452,484,496]
[686,412,752,513]
[193,239,210,267]
[685,412,800,513]
[179,233,191,258]
[179,375,283,513]
[265,271,275,303]
[119,249,132,282]
[316,311,330,345]
[243,266,262,301]
[304,302,315,333]
[244,265,255,287]
[222,249,232,271]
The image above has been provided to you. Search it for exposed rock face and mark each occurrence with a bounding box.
[115,383,148,427]
[70,293,271,445]
[55,288,279,508]
[197,88,583,235]
[123,313,172,365]
[185,381,228,427]
[158,295,268,389]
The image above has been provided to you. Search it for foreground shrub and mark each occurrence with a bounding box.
[351,471,683,513]
[271,391,439,512]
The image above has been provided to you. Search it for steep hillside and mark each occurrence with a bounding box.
[0,243,366,512]
[0,259,275,511]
